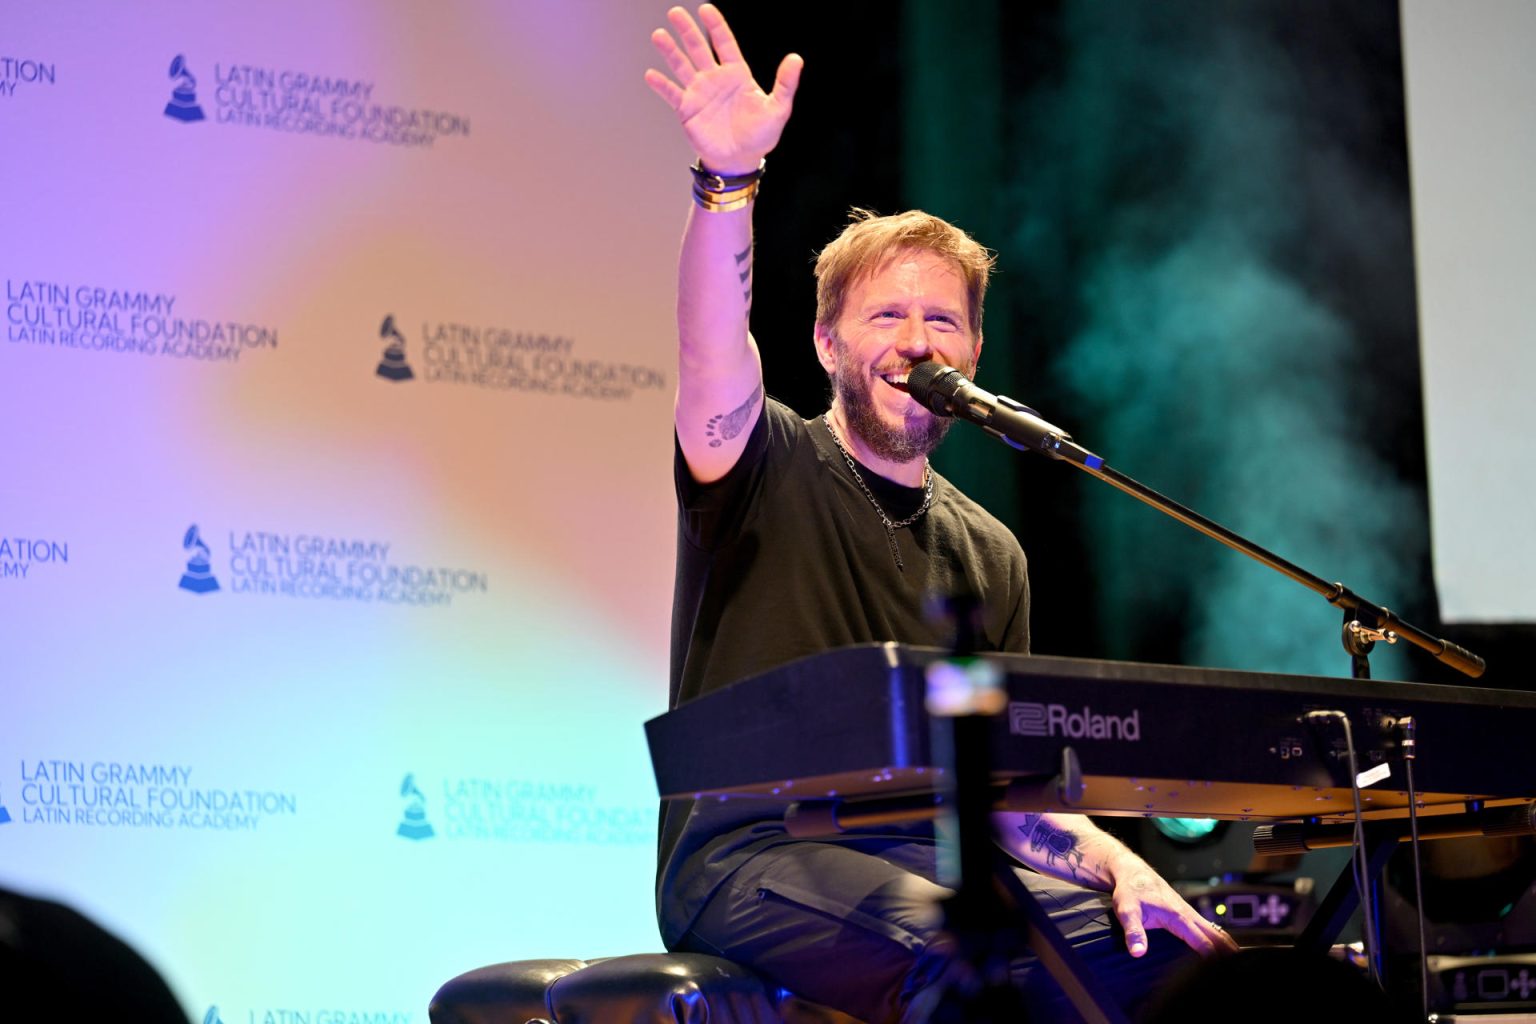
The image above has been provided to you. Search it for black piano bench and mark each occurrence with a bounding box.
[428,952,865,1024]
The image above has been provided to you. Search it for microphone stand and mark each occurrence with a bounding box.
[911,372,1485,681]
[1080,460,1484,680]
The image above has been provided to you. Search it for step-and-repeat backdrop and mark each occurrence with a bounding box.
[1,3,686,1019]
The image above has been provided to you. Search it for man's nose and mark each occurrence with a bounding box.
[895,319,933,355]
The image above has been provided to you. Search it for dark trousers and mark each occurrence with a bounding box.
[675,841,1196,1024]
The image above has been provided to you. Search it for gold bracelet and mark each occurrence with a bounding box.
[692,185,758,213]
[693,182,757,203]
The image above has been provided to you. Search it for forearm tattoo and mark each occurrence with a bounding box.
[735,243,752,321]
[705,382,762,448]
[1018,814,1088,882]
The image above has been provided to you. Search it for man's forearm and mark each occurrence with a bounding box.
[993,811,1137,891]
[677,200,754,377]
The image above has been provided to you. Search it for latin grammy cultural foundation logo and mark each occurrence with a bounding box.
[379,311,668,401]
[164,54,205,123]
[0,783,12,825]
[167,523,488,605]
[203,1006,225,1024]
[433,775,652,845]
[15,758,297,831]
[376,315,414,382]
[396,772,435,840]
[161,55,469,148]
[178,524,220,594]
[6,277,279,362]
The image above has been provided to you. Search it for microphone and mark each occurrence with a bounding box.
[907,362,1104,469]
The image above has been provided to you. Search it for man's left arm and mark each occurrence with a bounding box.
[993,811,1238,958]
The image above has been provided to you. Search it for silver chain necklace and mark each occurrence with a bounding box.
[822,414,934,572]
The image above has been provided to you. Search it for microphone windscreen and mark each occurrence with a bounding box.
[907,361,963,412]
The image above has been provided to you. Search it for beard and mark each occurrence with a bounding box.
[832,336,957,465]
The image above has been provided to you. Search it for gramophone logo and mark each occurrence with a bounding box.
[376,315,414,382]
[163,54,205,123]
[396,772,435,840]
[177,524,220,594]
[203,1007,225,1024]
[0,782,12,826]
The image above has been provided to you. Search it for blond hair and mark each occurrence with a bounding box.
[814,208,995,336]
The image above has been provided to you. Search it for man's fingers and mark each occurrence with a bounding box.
[771,53,804,107]
[643,68,684,110]
[1164,913,1218,956]
[667,6,719,76]
[1114,899,1148,958]
[1144,907,1236,958]
[698,3,745,65]
[650,28,697,87]
[1207,920,1241,954]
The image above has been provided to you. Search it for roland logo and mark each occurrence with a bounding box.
[1009,701,1142,741]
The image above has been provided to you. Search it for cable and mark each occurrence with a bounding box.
[1306,709,1380,987]
[1402,716,1430,1022]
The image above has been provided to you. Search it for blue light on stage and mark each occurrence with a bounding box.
[1151,817,1221,843]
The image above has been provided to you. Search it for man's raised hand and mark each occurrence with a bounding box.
[644,4,803,176]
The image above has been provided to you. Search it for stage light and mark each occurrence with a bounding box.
[1151,817,1220,843]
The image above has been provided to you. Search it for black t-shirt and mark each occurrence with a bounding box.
[659,398,1030,944]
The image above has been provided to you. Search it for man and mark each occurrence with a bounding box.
[644,6,1236,1021]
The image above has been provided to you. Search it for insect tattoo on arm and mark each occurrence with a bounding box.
[1018,814,1087,882]
[705,382,763,449]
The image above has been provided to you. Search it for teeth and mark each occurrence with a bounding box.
[879,370,912,393]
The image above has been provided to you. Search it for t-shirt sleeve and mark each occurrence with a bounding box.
[1001,554,1031,655]
[674,398,799,551]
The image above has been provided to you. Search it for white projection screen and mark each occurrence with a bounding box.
[1401,0,1536,623]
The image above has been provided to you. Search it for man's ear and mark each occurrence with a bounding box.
[971,334,985,375]
[813,322,837,374]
